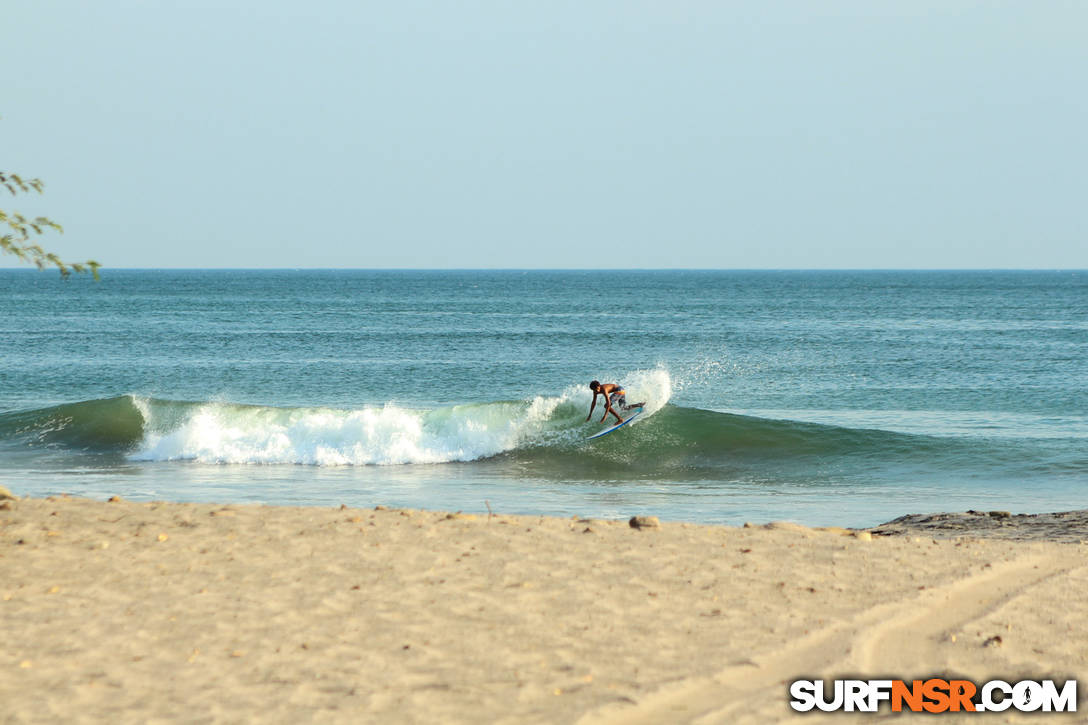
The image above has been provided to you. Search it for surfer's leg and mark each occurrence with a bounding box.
[607,393,626,422]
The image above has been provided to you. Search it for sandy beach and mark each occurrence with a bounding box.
[2,489,1085,723]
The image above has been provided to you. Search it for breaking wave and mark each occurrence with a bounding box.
[1,370,675,466]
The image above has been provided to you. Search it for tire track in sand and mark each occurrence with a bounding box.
[577,553,1074,724]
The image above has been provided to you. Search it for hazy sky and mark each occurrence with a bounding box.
[3,1,1086,269]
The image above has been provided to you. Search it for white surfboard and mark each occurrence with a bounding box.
[586,408,644,440]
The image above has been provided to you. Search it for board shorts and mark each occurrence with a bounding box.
[609,391,627,408]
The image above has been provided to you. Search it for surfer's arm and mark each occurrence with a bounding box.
[586,392,598,421]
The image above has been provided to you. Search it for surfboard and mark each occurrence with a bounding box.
[586,407,643,440]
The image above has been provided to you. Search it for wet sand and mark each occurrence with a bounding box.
[2,491,1085,723]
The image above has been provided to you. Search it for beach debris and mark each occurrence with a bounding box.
[988,511,1011,519]
[766,521,809,534]
[108,495,123,503]
[982,635,1004,647]
[157,533,169,542]
[0,486,18,501]
[577,518,608,527]
[629,516,660,530]
[374,505,388,511]
[853,531,873,542]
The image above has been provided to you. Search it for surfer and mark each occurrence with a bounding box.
[586,381,645,424]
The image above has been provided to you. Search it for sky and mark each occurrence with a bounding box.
[3,1,1086,269]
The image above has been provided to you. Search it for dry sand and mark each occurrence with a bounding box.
[1,490,1086,723]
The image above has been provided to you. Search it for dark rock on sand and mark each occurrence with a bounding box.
[869,510,1088,543]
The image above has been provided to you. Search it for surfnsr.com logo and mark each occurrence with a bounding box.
[789,678,1077,713]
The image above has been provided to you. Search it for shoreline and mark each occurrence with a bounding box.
[2,492,1085,722]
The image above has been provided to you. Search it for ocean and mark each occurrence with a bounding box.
[1,269,1084,527]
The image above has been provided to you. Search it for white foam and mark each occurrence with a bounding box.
[130,400,556,466]
[623,367,673,415]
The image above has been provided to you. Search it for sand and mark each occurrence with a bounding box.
[1,492,1086,723]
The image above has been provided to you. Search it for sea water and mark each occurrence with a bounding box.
[1,270,1084,527]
